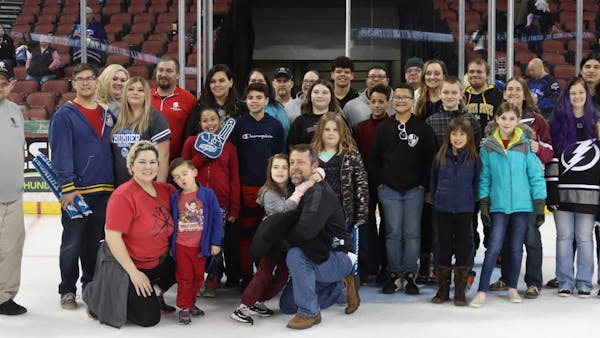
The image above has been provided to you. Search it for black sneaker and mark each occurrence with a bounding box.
[178,309,191,325]
[546,278,559,288]
[158,294,176,313]
[382,273,401,294]
[0,299,27,315]
[231,304,254,324]
[577,290,591,298]
[249,302,274,317]
[558,289,571,297]
[404,272,420,295]
[190,305,205,317]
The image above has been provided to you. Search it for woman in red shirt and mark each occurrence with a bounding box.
[105,140,177,327]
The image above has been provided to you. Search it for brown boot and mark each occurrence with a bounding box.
[286,312,322,330]
[454,266,470,306]
[343,275,360,314]
[431,266,452,304]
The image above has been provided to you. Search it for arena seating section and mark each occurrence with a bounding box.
[435,0,598,90]
[8,0,230,119]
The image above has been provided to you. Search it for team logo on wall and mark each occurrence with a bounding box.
[561,139,600,174]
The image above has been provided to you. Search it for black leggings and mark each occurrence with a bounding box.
[436,212,474,267]
[127,256,176,327]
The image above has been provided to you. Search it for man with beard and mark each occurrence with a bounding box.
[150,57,196,159]
[272,67,298,123]
[279,144,359,330]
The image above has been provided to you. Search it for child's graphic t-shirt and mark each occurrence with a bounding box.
[176,191,204,247]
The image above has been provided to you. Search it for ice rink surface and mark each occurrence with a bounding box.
[1,214,599,338]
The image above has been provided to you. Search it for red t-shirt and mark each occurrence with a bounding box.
[106,180,176,269]
[176,191,204,247]
[150,87,196,159]
[502,139,510,149]
[72,101,103,139]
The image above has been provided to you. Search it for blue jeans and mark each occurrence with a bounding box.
[58,193,109,295]
[499,213,543,288]
[26,73,56,85]
[554,210,595,292]
[377,185,424,276]
[279,279,345,315]
[478,212,529,293]
[284,247,352,317]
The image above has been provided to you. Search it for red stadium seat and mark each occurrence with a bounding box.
[12,80,39,95]
[41,79,70,94]
[27,92,57,115]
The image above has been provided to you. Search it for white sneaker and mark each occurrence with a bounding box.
[469,292,486,308]
[507,288,522,303]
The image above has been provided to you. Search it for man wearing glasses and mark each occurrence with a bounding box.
[368,83,436,296]
[49,63,115,310]
[343,66,395,129]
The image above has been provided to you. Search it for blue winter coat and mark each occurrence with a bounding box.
[479,127,546,213]
[170,184,223,260]
[430,148,480,213]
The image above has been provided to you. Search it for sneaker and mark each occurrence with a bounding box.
[577,290,591,298]
[404,272,420,295]
[0,299,27,315]
[489,279,509,291]
[546,278,559,288]
[286,312,321,330]
[231,304,254,324]
[249,302,274,317]
[597,289,600,297]
[60,293,77,310]
[178,309,191,325]
[190,305,205,317]
[157,294,176,313]
[382,273,402,294]
[524,285,540,299]
[558,289,571,297]
[203,275,219,298]
[466,271,476,291]
[469,292,486,308]
[507,289,522,303]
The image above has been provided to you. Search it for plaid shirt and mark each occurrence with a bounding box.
[425,105,482,149]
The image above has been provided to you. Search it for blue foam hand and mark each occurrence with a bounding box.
[194,118,236,159]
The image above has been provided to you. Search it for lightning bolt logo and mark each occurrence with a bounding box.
[561,139,600,174]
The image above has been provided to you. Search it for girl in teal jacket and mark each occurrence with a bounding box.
[470,102,546,308]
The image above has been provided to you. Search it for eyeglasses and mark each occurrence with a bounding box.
[398,122,407,140]
[302,80,316,85]
[74,76,96,84]
[393,96,413,101]
[367,75,387,80]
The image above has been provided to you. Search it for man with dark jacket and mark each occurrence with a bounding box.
[279,144,359,330]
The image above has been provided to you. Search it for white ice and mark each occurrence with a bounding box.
[1,214,598,338]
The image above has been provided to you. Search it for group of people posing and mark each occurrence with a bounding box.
[28,51,600,329]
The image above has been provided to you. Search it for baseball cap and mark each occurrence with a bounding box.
[0,61,13,81]
[404,57,424,71]
[274,67,293,81]
[86,6,93,14]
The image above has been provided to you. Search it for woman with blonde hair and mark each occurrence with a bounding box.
[311,111,368,230]
[96,64,129,116]
[415,59,448,121]
[111,77,171,186]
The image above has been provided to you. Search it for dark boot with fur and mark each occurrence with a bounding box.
[454,266,470,306]
[431,266,452,304]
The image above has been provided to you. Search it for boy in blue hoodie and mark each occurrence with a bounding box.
[169,157,223,325]
[49,63,114,310]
